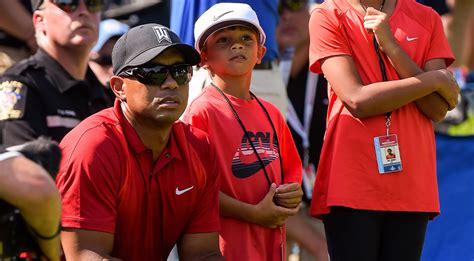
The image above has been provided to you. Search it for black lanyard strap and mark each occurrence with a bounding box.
[373,31,392,127]
[211,82,284,186]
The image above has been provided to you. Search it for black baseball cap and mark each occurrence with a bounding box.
[112,23,201,75]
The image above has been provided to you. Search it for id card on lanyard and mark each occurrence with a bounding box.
[371,37,402,174]
[374,114,403,174]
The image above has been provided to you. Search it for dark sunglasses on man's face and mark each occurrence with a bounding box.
[51,0,103,13]
[119,64,193,86]
[278,0,308,14]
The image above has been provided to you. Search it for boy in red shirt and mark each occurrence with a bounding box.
[183,3,303,260]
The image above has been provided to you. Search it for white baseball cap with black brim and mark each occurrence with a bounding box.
[194,3,266,53]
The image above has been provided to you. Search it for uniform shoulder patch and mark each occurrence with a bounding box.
[0,80,27,120]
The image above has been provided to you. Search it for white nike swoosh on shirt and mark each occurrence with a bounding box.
[406,36,419,41]
[175,186,194,195]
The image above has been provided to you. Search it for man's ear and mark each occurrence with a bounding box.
[256,45,267,64]
[110,76,126,101]
[32,10,45,34]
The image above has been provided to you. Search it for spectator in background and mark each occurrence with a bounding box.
[171,0,288,117]
[0,0,37,74]
[0,149,60,260]
[276,1,329,260]
[308,0,459,260]
[444,0,474,136]
[89,18,129,98]
[0,0,112,147]
[57,23,223,261]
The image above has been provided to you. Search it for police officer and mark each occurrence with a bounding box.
[0,0,113,147]
[0,0,37,73]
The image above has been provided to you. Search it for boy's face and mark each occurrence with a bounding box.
[201,26,266,77]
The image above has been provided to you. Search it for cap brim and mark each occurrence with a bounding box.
[198,21,261,51]
[117,43,201,74]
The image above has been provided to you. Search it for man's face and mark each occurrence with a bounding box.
[39,0,100,50]
[116,48,190,126]
[276,2,310,49]
[202,26,266,77]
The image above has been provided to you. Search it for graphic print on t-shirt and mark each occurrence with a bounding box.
[231,131,279,178]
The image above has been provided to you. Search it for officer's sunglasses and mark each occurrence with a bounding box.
[51,0,103,13]
[278,0,308,14]
[119,64,193,86]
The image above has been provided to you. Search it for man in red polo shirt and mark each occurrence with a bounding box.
[56,23,223,261]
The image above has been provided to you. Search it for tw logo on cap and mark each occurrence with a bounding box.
[153,26,172,44]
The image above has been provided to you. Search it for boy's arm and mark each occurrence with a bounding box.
[219,184,299,228]
[275,183,303,209]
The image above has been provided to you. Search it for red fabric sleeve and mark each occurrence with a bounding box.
[279,116,303,185]
[425,10,454,67]
[309,8,352,74]
[182,110,210,133]
[57,132,120,233]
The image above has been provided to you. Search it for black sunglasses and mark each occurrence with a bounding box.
[51,0,103,13]
[91,55,112,66]
[278,0,308,14]
[119,64,193,86]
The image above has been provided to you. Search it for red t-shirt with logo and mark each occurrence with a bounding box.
[183,86,302,260]
[308,0,454,218]
[57,100,220,260]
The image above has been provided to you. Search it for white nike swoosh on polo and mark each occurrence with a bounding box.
[175,186,194,195]
[406,36,419,41]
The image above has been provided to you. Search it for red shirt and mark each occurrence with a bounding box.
[308,0,454,217]
[57,100,220,260]
[183,86,302,260]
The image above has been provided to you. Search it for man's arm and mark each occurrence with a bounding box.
[177,232,223,261]
[0,155,61,261]
[61,228,122,261]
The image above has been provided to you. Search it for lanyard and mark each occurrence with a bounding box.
[280,47,318,166]
[373,37,392,136]
[211,82,284,186]
[286,73,318,152]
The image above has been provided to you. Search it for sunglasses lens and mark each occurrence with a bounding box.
[145,72,168,86]
[53,0,102,13]
[125,64,192,86]
[170,65,192,85]
[54,0,77,12]
[278,0,307,13]
[86,0,102,12]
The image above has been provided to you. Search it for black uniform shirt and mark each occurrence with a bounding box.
[0,48,113,146]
